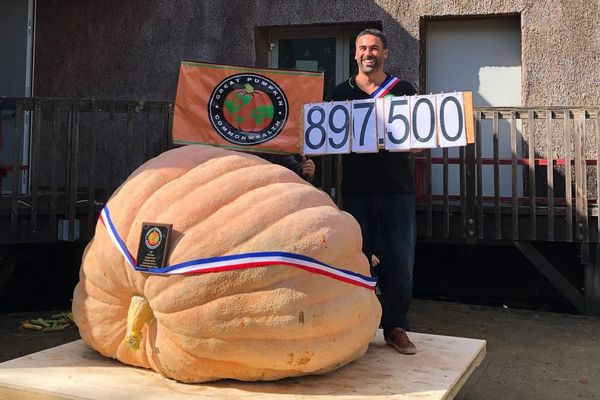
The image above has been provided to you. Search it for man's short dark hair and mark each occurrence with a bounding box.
[356,29,388,49]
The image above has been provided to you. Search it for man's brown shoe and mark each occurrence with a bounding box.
[384,327,417,355]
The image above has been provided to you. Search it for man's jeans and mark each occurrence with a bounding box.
[342,192,416,331]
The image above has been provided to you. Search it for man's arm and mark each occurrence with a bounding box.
[262,154,315,181]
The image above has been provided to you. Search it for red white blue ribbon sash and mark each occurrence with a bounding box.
[369,75,400,99]
[99,207,377,290]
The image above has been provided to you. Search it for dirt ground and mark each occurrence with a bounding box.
[1,299,599,400]
[0,310,80,363]
[410,300,600,400]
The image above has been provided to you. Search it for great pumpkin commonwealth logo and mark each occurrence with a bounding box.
[144,227,163,250]
[208,73,289,145]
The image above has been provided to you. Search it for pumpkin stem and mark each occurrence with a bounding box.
[123,295,154,350]
[244,83,254,94]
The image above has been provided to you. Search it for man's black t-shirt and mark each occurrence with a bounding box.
[329,75,417,194]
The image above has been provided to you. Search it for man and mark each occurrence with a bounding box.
[329,28,418,354]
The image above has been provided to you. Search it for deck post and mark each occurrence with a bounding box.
[584,244,600,315]
[465,143,477,244]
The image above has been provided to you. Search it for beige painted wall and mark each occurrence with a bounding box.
[34,0,599,107]
[249,0,599,106]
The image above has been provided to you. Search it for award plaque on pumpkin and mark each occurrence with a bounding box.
[136,222,172,269]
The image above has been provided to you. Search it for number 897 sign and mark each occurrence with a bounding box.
[303,91,474,155]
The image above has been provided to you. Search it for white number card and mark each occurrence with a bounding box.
[437,93,466,148]
[327,102,351,154]
[351,99,378,153]
[303,103,328,155]
[384,96,411,151]
[410,95,438,149]
[302,91,472,155]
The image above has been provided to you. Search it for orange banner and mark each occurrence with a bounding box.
[172,61,324,154]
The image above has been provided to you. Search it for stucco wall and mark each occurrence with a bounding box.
[35,0,600,106]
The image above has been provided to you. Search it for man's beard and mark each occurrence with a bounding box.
[359,57,378,73]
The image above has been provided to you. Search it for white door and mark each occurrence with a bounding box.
[268,27,361,101]
[426,17,522,197]
[0,0,35,193]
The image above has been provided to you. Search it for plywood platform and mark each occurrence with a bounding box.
[0,331,485,400]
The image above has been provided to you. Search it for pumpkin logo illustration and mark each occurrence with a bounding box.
[144,227,162,250]
[208,73,289,146]
[223,83,274,131]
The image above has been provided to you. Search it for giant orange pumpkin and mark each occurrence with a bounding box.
[72,145,381,383]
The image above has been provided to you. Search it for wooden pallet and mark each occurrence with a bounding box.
[0,330,485,400]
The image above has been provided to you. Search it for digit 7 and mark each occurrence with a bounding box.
[353,101,375,146]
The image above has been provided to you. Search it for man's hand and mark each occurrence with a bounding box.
[301,156,315,178]
[371,254,380,267]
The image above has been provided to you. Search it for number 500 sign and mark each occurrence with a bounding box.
[303,91,474,155]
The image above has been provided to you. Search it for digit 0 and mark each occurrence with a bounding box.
[439,96,463,142]
[412,98,435,143]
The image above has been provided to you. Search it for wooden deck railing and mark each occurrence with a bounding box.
[0,97,173,243]
[1,98,599,249]
[411,107,600,254]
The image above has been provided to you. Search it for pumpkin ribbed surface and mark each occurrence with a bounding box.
[72,144,381,383]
